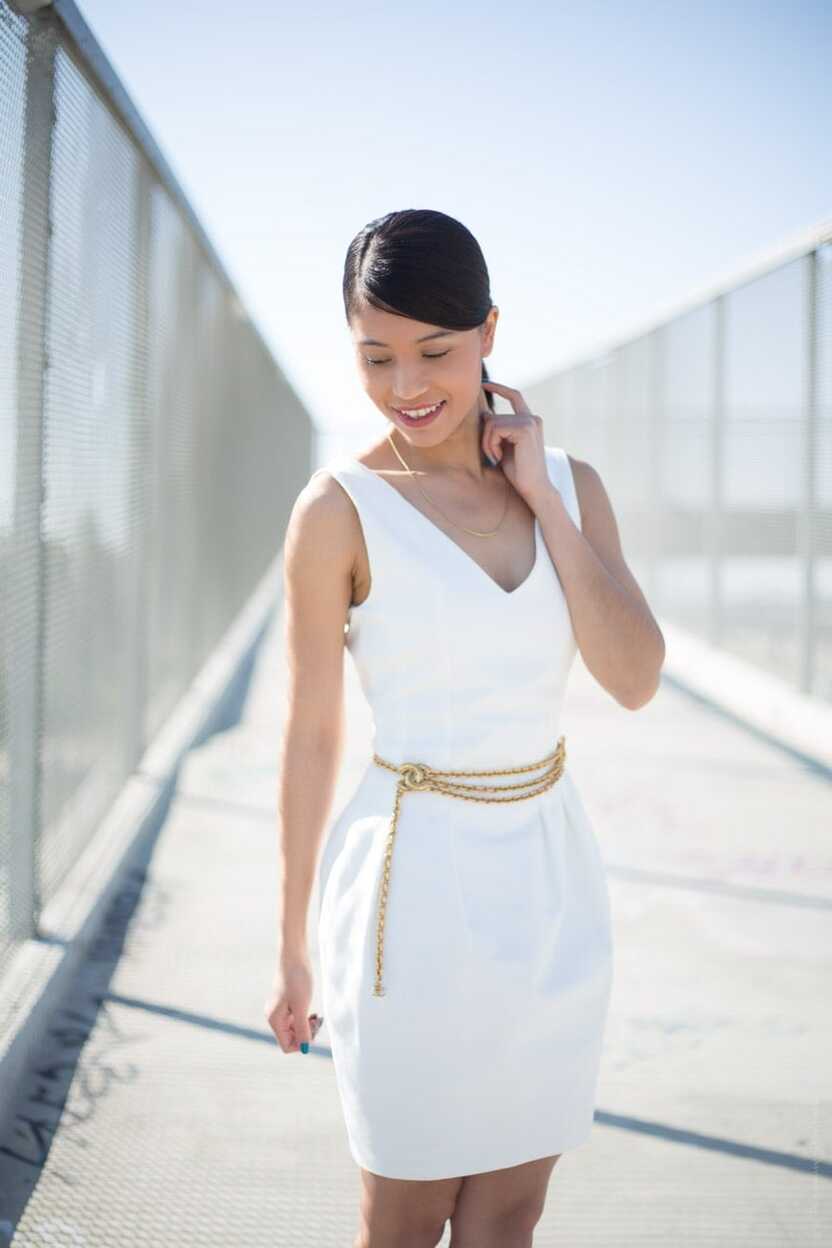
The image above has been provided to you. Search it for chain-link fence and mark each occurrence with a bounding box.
[526,226,832,708]
[1,1,313,974]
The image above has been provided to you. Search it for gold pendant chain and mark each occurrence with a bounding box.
[370,736,567,997]
[385,428,508,538]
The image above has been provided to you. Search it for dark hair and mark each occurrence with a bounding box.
[343,209,496,418]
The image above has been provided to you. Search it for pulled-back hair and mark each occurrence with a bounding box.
[343,209,496,416]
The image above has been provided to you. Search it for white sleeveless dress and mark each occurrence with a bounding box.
[311,445,614,1180]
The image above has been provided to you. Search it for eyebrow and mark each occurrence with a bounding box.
[358,329,456,347]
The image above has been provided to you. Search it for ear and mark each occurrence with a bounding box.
[480,305,499,357]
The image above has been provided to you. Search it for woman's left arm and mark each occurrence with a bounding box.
[534,455,666,710]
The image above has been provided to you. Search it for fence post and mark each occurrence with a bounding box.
[708,294,725,646]
[9,9,58,940]
[122,159,153,770]
[798,249,818,694]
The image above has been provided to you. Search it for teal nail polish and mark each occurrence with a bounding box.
[300,1042,309,1053]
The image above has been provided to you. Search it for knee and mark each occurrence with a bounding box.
[451,1194,546,1247]
[354,1210,447,1248]
[508,1193,547,1236]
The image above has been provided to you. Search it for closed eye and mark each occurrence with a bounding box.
[364,351,450,366]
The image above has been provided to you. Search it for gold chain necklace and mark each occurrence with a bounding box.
[385,429,509,538]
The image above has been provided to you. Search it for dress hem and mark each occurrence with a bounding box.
[348,1127,595,1181]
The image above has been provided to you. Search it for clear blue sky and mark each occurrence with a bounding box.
[77,0,831,445]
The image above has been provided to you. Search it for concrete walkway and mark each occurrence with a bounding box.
[0,596,830,1246]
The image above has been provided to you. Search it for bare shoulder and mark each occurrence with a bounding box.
[283,469,362,592]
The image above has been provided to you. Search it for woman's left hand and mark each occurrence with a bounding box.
[480,381,553,510]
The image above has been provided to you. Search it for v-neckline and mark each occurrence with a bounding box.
[346,456,541,598]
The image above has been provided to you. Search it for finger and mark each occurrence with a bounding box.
[481,409,519,455]
[481,414,503,466]
[487,419,528,463]
[288,1002,313,1052]
[484,419,508,464]
[284,1004,301,1048]
[480,380,532,416]
[272,1001,302,1053]
[272,1019,295,1053]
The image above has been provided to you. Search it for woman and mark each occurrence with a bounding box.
[265,209,665,1247]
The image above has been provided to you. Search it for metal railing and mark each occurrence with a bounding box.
[0,0,314,972]
[525,219,832,706]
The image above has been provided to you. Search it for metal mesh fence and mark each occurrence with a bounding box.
[0,3,313,971]
[526,232,832,708]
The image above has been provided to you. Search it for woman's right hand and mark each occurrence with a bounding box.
[264,956,323,1054]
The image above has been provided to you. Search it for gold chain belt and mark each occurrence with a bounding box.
[369,735,567,997]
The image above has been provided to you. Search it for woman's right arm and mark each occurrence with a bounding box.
[265,470,358,1053]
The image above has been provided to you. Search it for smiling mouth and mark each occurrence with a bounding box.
[393,400,446,425]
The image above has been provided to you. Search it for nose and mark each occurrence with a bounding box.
[390,365,434,403]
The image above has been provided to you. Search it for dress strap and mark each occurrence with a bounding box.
[544,446,582,531]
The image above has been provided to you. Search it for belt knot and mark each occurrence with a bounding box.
[398,762,433,790]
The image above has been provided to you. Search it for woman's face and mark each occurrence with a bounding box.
[350,299,498,446]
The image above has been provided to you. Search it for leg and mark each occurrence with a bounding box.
[353,1167,464,1248]
[448,1154,562,1248]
